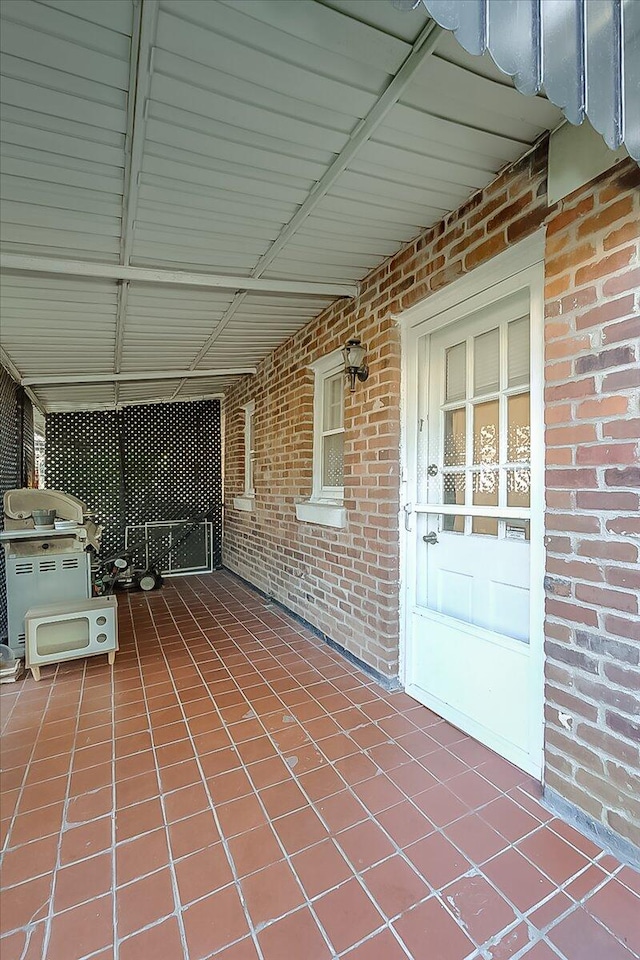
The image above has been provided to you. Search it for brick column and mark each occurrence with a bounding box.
[543,160,640,850]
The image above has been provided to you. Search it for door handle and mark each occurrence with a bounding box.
[423,532,438,545]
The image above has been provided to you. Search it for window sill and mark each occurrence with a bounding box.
[233,496,255,512]
[295,500,346,529]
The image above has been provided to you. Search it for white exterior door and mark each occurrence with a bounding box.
[402,249,544,777]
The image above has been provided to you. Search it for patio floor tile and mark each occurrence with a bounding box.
[0,571,636,959]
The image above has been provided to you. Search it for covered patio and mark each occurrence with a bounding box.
[1,572,637,960]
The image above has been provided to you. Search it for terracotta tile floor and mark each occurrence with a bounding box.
[1,571,638,960]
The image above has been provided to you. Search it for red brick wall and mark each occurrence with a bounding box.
[543,160,640,849]
[224,143,639,850]
[223,143,548,679]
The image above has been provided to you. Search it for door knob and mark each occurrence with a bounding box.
[423,532,438,545]
[427,464,438,476]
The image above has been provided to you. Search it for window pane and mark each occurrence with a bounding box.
[247,413,254,454]
[508,316,530,387]
[472,516,499,536]
[322,432,344,487]
[323,373,343,432]
[506,520,530,542]
[474,328,499,396]
[444,514,465,532]
[443,408,466,466]
[445,342,466,402]
[507,468,531,508]
[472,469,498,537]
[473,400,499,464]
[444,472,465,506]
[507,392,530,462]
[443,473,465,532]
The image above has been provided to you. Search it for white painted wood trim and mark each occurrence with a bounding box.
[22,368,256,386]
[0,255,358,298]
[42,394,226,414]
[241,400,256,498]
[311,351,345,501]
[395,232,545,330]
[233,496,255,513]
[309,349,345,375]
[295,500,346,529]
[413,504,531,520]
[0,347,46,414]
[399,231,546,777]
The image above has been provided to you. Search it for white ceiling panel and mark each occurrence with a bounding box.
[0,273,117,376]
[120,285,234,372]
[31,382,117,413]
[0,0,132,271]
[0,0,564,412]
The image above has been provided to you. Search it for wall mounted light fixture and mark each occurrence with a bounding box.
[343,338,369,393]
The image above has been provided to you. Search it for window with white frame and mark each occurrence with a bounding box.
[316,366,344,498]
[296,351,347,528]
[233,400,255,512]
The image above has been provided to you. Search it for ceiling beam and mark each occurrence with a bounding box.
[45,393,226,414]
[113,279,129,407]
[121,0,157,270]
[0,254,357,298]
[251,18,443,279]
[0,347,47,414]
[114,0,159,404]
[22,368,256,387]
[171,18,442,400]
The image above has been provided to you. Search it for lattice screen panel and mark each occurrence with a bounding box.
[1,369,36,640]
[46,400,222,569]
[122,400,222,568]
[21,394,35,489]
[0,367,18,639]
[46,410,123,559]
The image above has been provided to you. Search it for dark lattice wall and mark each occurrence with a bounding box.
[46,400,223,568]
[0,368,18,639]
[45,409,123,558]
[21,394,35,489]
[1,368,36,639]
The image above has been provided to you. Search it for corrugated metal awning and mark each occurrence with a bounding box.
[419,0,640,163]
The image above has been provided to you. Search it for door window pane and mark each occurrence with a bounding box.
[507,393,530,462]
[472,516,499,536]
[443,408,466,466]
[445,342,466,402]
[444,472,465,505]
[505,520,530,542]
[443,474,465,532]
[508,316,530,387]
[507,468,531,508]
[322,433,344,487]
[472,469,498,536]
[444,514,465,533]
[473,400,499,464]
[474,328,500,396]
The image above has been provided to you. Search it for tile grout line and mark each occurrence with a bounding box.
[1,572,637,960]
[149,585,491,959]
[141,591,269,960]
[1,669,59,858]
[124,595,191,957]
[168,576,638,958]
[136,577,632,960]
[150,583,412,958]
[41,658,88,957]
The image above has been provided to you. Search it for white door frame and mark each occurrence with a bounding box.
[397,231,546,778]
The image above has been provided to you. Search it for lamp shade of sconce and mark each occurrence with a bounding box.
[343,338,369,393]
